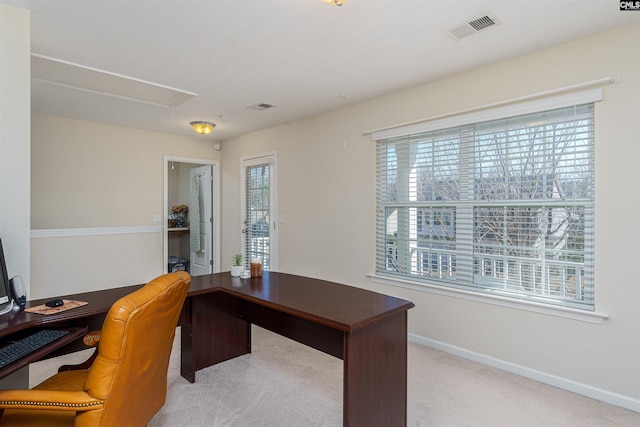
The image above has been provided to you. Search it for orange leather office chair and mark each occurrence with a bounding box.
[0,271,190,427]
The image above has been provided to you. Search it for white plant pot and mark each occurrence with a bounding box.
[231,266,243,277]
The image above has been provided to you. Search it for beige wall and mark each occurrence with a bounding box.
[30,115,220,297]
[31,115,219,229]
[220,24,640,409]
[30,232,164,297]
[0,4,30,295]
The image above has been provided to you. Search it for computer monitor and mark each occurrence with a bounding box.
[0,238,14,314]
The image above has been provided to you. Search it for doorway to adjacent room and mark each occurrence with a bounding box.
[164,156,220,276]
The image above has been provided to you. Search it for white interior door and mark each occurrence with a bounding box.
[189,165,213,276]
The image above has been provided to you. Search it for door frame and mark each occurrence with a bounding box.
[163,155,220,274]
[240,151,278,271]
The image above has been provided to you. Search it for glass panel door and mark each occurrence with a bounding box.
[242,154,277,271]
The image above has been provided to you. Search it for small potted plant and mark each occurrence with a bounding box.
[231,254,244,277]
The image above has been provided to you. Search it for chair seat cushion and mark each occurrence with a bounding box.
[34,370,88,392]
[0,371,89,426]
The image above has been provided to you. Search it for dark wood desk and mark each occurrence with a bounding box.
[182,272,414,426]
[0,272,414,427]
[0,284,142,379]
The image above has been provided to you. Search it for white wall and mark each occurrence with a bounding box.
[0,4,30,296]
[220,24,640,410]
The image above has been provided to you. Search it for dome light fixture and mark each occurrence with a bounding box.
[190,121,216,135]
[322,0,348,6]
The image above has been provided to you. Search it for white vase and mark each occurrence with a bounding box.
[231,266,243,277]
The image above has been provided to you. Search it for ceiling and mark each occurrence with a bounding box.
[4,1,639,141]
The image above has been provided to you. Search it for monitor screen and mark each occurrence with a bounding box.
[0,238,13,311]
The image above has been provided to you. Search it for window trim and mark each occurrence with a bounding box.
[368,273,609,324]
[371,88,603,141]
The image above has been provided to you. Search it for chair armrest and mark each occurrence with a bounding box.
[58,330,102,373]
[82,330,102,347]
[0,389,104,412]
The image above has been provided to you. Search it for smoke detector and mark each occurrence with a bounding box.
[447,13,501,40]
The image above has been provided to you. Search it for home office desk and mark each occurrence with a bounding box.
[0,284,142,380]
[183,272,414,426]
[0,271,414,427]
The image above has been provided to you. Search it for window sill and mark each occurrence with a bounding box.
[367,274,609,324]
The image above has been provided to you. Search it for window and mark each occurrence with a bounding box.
[375,102,595,310]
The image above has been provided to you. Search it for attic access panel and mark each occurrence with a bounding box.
[31,54,197,109]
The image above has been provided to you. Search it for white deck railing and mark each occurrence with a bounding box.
[386,244,584,300]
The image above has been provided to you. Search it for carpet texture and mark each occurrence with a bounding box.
[29,326,640,426]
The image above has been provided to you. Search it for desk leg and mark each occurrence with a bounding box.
[343,311,408,427]
[181,292,250,383]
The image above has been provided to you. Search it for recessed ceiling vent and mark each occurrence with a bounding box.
[247,102,275,111]
[448,13,501,40]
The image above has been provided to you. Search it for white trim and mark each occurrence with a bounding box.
[164,155,216,165]
[368,274,609,324]
[409,333,640,413]
[367,84,608,140]
[31,226,162,238]
[240,150,278,165]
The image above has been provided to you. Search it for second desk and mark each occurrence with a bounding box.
[181,271,414,427]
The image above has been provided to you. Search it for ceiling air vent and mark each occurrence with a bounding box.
[247,102,275,111]
[448,13,501,41]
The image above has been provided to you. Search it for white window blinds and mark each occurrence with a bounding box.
[245,163,271,270]
[376,100,596,310]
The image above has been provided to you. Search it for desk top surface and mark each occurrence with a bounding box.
[0,271,413,337]
[191,271,414,332]
[0,284,142,337]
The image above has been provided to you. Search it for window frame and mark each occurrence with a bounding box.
[373,89,604,317]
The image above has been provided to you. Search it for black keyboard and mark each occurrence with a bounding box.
[0,329,69,367]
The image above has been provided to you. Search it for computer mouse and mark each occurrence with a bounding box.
[45,298,64,308]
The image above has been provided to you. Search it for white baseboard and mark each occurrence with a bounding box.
[409,333,640,414]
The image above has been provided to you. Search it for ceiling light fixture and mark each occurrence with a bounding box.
[190,121,216,135]
[322,0,348,6]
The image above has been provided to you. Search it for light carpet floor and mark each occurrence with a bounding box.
[29,326,640,426]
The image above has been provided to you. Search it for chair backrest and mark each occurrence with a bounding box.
[83,271,190,426]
